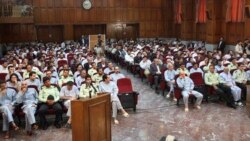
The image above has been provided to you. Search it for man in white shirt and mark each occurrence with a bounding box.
[139,56,151,77]
[125,50,134,64]
[110,67,125,83]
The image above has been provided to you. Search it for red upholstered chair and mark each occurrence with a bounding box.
[173,75,182,105]
[190,72,203,86]
[57,60,68,69]
[159,68,168,96]
[117,78,139,111]
[0,73,7,81]
[147,73,154,88]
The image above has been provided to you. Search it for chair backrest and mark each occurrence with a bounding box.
[27,85,39,93]
[0,73,7,81]
[117,78,133,93]
[57,60,68,68]
[190,72,204,86]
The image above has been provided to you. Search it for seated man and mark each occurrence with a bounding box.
[59,81,79,128]
[104,62,114,75]
[176,63,190,76]
[80,75,98,98]
[110,66,125,83]
[233,64,247,101]
[190,63,204,77]
[99,74,129,125]
[139,56,151,77]
[26,71,41,91]
[16,81,39,136]
[164,63,176,99]
[150,58,162,94]
[0,80,19,139]
[205,65,236,108]
[176,72,203,112]
[75,69,87,89]
[93,68,104,86]
[5,65,22,81]
[44,70,58,85]
[220,67,243,106]
[58,69,74,87]
[88,62,98,77]
[38,77,63,130]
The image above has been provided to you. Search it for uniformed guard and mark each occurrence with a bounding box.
[38,77,62,130]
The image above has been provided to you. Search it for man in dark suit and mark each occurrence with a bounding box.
[150,58,162,94]
[218,37,226,54]
[97,58,108,69]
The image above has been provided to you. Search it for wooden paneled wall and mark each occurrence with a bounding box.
[33,0,166,39]
[165,0,250,44]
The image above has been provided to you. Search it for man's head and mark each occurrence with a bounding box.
[179,71,186,79]
[63,69,69,78]
[29,71,37,81]
[108,62,113,69]
[26,64,33,72]
[66,81,74,90]
[223,66,229,73]
[43,77,51,87]
[46,70,52,78]
[239,63,244,71]
[114,66,120,73]
[10,73,18,82]
[102,74,110,83]
[193,63,198,69]
[80,69,87,78]
[8,65,15,74]
[168,64,174,70]
[91,62,97,69]
[209,65,215,73]
[21,81,28,89]
[85,75,92,84]
[76,64,83,71]
[97,68,103,75]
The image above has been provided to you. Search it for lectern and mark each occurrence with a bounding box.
[71,93,111,141]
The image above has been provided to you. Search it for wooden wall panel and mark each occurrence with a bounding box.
[37,25,63,43]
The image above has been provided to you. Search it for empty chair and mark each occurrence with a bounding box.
[117,78,139,111]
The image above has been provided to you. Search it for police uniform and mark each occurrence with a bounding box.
[38,85,62,128]
[79,83,98,98]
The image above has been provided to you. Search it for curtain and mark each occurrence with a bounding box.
[174,0,182,24]
[195,0,207,23]
[226,0,245,22]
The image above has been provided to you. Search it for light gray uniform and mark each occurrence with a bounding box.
[99,81,123,118]
[16,88,38,131]
[176,76,203,108]
[220,72,241,102]
[0,88,17,131]
[164,70,176,93]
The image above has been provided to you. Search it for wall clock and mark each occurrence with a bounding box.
[83,0,92,10]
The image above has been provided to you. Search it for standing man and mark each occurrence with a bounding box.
[218,37,226,53]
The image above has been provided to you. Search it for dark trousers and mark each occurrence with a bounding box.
[216,84,234,104]
[153,74,161,90]
[38,102,63,127]
[236,82,247,100]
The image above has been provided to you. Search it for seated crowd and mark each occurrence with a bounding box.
[0,41,129,139]
[105,38,249,112]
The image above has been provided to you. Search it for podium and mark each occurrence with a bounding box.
[71,93,111,141]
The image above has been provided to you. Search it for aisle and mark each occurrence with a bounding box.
[112,67,250,141]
